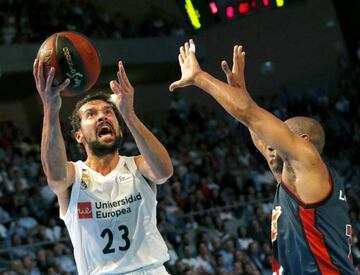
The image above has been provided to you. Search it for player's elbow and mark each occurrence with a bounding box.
[47,179,69,195]
[155,165,173,184]
[161,165,174,181]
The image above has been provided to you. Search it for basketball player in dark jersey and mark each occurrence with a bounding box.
[170,40,356,274]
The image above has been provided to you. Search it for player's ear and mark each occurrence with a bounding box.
[75,130,84,143]
[300,134,309,141]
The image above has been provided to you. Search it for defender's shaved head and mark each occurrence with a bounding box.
[284,116,325,153]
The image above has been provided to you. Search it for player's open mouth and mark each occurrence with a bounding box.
[97,123,114,138]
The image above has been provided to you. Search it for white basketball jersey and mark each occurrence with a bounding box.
[60,156,169,275]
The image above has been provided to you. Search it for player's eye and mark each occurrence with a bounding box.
[104,109,113,116]
[86,112,95,118]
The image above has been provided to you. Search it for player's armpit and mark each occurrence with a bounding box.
[249,129,268,158]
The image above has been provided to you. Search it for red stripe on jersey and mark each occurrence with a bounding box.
[299,207,339,275]
[272,256,281,274]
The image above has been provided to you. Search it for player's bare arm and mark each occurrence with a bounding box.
[222,46,282,182]
[221,46,267,155]
[33,59,75,209]
[110,61,173,184]
[170,40,329,203]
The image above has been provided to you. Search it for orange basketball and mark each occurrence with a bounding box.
[37,31,101,96]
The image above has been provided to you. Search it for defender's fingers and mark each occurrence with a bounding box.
[221,60,231,75]
[178,54,184,65]
[33,59,38,81]
[233,45,238,62]
[189,39,196,54]
[184,42,190,56]
[180,46,186,60]
[169,80,184,92]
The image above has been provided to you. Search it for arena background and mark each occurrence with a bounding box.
[0,0,359,274]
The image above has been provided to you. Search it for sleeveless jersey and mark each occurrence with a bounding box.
[60,156,170,275]
[271,167,356,275]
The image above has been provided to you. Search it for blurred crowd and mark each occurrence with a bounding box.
[1,59,360,274]
[0,0,186,45]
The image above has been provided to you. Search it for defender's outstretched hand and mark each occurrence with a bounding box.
[169,39,202,92]
[33,59,70,109]
[110,61,135,117]
[221,45,246,89]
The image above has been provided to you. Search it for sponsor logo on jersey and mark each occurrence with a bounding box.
[78,202,93,219]
[271,206,282,243]
[80,169,90,190]
[339,190,347,201]
[115,174,133,184]
[94,192,142,219]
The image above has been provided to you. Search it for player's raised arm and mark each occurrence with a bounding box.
[110,61,173,184]
[221,46,282,182]
[221,46,267,155]
[170,40,322,170]
[33,59,74,194]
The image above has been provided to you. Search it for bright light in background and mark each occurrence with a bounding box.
[209,2,218,14]
[276,0,284,7]
[251,0,256,9]
[260,61,275,75]
[185,0,201,29]
[262,0,269,7]
[238,2,249,14]
[226,6,234,18]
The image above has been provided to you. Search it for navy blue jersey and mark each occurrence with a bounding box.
[271,167,356,275]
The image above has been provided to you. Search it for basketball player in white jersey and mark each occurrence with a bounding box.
[33,59,173,275]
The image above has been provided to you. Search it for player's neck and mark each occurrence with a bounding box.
[85,153,120,176]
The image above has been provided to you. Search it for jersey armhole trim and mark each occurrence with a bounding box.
[281,168,333,208]
[125,156,157,200]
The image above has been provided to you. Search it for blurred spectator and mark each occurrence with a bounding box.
[0,0,187,45]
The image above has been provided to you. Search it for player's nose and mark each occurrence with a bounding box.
[97,113,108,122]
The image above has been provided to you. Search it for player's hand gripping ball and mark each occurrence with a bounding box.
[37,31,101,96]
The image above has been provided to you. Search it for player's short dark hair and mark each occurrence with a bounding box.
[285,116,325,153]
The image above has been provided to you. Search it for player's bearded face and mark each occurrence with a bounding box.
[86,121,121,157]
[77,100,122,157]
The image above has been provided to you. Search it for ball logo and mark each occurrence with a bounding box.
[78,202,93,219]
[62,46,84,88]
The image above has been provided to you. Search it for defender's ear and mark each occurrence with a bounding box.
[300,134,309,141]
